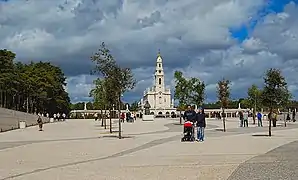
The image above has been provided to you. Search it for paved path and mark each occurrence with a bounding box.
[0,118,297,179]
[228,140,298,180]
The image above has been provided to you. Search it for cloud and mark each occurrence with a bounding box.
[1,0,298,103]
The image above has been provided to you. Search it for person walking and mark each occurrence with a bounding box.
[239,111,244,127]
[131,113,135,122]
[120,112,125,123]
[183,105,196,123]
[94,113,98,121]
[57,113,61,121]
[62,113,66,121]
[243,111,249,127]
[257,111,263,127]
[196,108,206,142]
[272,111,277,127]
[37,115,43,131]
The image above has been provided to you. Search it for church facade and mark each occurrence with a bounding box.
[138,52,176,117]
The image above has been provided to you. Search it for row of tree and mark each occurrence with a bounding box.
[70,101,129,111]
[89,42,136,139]
[174,68,292,136]
[0,49,71,115]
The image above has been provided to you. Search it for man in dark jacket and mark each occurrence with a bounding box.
[183,105,196,123]
[37,115,43,131]
[196,108,206,142]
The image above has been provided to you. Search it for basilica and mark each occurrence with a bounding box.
[138,51,176,117]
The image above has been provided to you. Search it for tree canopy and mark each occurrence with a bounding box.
[0,49,71,115]
[217,78,230,109]
[174,71,205,110]
[261,68,291,110]
[90,42,136,109]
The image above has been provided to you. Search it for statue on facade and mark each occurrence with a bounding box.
[84,102,87,111]
[144,100,151,115]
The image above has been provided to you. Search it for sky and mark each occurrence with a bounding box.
[1,0,298,104]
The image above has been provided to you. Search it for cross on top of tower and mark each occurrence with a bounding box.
[157,49,161,57]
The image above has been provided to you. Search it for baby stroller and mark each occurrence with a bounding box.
[181,121,195,142]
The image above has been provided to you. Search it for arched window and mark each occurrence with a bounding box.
[159,78,161,85]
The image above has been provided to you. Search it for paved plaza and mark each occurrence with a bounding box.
[0,118,298,180]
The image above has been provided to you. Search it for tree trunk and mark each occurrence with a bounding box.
[26,96,29,113]
[104,109,107,129]
[4,91,7,108]
[179,110,182,124]
[118,96,122,139]
[0,90,2,107]
[109,109,112,133]
[284,113,286,127]
[252,113,256,125]
[269,107,272,136]
[223,108,226,132]
[17,94,20,111]
[101,109,104,127]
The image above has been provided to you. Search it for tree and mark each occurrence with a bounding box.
[217,78,230,132]
[203,101,221,109]
[90,42,136,139]
[247,84,262,124]
[240,98,250,109]
[70,102,84,110]
[0,49,16,108]
[174,71,205,123]
[174,71,190,124]
[90,78,109,128]
[188,77,205,107]
[130,101,139,111]
[261,68,291,136]
[0,49,71,115]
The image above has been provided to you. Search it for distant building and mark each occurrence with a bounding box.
[138,51,176,117]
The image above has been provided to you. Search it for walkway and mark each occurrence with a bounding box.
[0,118,297,179]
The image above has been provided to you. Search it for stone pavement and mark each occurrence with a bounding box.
[0,118,297,180]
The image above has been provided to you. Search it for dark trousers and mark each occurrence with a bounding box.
[272,119,277,127]
[243,119,248,127]
[38,123,43,131]
[258,118,263,127]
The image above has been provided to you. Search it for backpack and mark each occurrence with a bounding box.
[37,117,42,123]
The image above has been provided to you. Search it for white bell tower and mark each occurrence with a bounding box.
[154,50,165,92]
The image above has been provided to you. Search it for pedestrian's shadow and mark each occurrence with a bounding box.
[101,135,134,139]
[252,134,271,137]
[173,123,183,126]
[215,128,225,132]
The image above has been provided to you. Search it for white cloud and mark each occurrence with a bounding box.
[1,0,298,102]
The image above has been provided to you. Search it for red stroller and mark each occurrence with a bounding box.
[181,121,195,142]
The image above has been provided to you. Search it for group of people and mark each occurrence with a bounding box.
[238,111,251,127]
[36,112,67,131]
[239,109,297,128]
[53,113,66,121]
[120,112,136,122]
[94,112,136,123]
[183,105,206,142]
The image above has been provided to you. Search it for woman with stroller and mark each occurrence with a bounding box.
[196,107,206,142]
